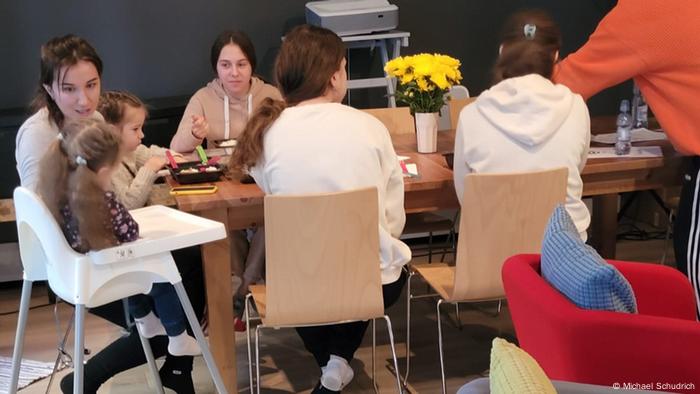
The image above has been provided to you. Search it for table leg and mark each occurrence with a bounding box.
[200,208,236,393]
[592,194,618,259]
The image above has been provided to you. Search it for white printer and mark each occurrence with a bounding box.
[305,0,399,36]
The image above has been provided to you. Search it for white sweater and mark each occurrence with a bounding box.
[250,103,411,283]
[454,74,591,240]
[15,108,104,191]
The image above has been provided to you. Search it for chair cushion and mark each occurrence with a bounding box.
[489,338,556,394]
[541,205,637,313]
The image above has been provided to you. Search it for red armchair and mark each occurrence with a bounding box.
[502,254,700,393]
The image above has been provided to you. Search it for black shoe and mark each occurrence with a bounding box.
[159,366,195,394]
[311,381,341,393]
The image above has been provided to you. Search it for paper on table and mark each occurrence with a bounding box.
[587,146,663,159]
[403,163,419,178]
[591,128,667,144]
[397,155,411,161]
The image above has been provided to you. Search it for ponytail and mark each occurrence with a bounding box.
[37,136,72,224]
[69,166,115,252]
[229,97,286,171]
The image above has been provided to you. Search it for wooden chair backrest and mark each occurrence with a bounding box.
[263,187,384,326]
[363,107,415,135]
[450,168,568,302]
[449,97,476,130]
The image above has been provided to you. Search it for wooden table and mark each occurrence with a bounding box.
[393,121,686,258]
[168,148,457,393]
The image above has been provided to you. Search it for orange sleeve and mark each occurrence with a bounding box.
[554,17,648,100]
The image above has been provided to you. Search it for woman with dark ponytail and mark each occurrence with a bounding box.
[231,24,410,393]
[453,10,591,240]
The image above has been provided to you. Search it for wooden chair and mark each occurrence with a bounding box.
[244,187,403,393]
[363,107,457,263]
[439,85,470,130]
[362,106,415,135]
[448,97,477,130]
[404,168,568,393]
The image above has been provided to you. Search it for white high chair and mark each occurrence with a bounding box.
[9,187,229,394]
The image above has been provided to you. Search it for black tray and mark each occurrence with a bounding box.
[169,161,225,184]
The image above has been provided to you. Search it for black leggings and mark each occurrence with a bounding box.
[295,270,407,367]
[60,246,205,394]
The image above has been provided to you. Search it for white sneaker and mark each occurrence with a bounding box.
[320,355,354,391]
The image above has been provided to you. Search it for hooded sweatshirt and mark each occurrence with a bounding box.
[453,74,591,240]
[170,76,282,152]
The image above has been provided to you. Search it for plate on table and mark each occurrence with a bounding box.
[168,161,225,184]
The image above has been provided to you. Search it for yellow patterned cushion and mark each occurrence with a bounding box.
[490,338,556,394]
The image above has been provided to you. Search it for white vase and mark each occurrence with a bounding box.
[415,112,438,153]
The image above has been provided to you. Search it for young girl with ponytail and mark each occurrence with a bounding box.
[37,118,201,358]
[453,10,591,240]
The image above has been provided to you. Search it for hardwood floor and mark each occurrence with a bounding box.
[1,237,673,393]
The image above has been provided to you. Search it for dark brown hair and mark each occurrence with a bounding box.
[30,35,103,128]
[492,10,561,84]
[37,118,123,252]
[230,24,345,171]
[98,90,147,125]
[210,30,257,73]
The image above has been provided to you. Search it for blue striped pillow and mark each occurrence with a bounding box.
[541,205,637,313]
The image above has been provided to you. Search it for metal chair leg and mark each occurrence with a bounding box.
[121,298,135,336]
[428,232,434,263]
[437,299,446,394]
[134,327,165,394]
[173,282,228,394]
[454,303,462,329]
[372,319,379,393]
[661,208,675,266]
[73,304,86,394]
[403,270,414,387]
[9,280,33,394]
[255,326,262,394]
[46,305,75,394]
[382,316,404,394]
[245,294,255,394]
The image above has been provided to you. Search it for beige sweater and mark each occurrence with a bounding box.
[170,77,282,152]
[111,144,167,210]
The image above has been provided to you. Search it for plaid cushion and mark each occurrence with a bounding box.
[541,205,637,313]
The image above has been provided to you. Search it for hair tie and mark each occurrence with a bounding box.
[524,24,537,40]
[75,155,87,166]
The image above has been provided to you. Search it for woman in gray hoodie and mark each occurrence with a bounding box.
[453,10,591,240]
[170,30,282,152]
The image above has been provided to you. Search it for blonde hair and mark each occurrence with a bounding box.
[37,118,123,252]
[98,90,147,125]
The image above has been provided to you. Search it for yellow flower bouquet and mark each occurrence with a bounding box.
[384,53,463,114]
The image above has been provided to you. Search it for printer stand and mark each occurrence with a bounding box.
[342,30,410,107]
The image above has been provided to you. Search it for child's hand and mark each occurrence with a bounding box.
[145,156,168,172]
[191,115,209,140]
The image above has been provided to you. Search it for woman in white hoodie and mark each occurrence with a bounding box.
[170,30,282,152]
[454,10,591,240]
[231,25,410,393]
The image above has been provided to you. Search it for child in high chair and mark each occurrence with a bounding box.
[36,118,200,356]
[98,90,175,210]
